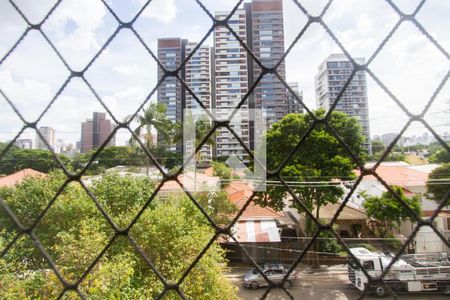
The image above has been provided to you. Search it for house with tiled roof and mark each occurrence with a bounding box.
[223,180,300,263]
[225,181,286,243]
[351,162,449,254]
[0,169,46,188]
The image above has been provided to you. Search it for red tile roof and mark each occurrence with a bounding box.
[158,172,283,220]
[226,181,283,220]
[355,165,430,188]
[0,169,47,188]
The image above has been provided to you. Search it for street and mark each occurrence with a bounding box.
[231,271,449,299]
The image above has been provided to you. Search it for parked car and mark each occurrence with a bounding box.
[242,263,299,289]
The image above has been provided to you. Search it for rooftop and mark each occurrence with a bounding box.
[0,169,47,188]
[355,162,440,188]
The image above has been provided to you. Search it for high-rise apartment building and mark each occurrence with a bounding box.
[185,42,213,160]
[250,0,288,125]
[157,0,296,159]
[157,38,187,125]
[315,54,371,153]
[80,112,115,153]
[214,0,290,158]
[157,38,213,157]
[286,82,304,114]
[214,9,250,158]
[36,126,55,150]
[185,42,212,110]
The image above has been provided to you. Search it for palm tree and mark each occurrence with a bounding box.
[129,103,172,174]
[173,113,215,164]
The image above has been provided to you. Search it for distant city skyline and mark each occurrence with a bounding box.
[0,0,448,147]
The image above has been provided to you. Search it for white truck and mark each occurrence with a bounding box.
[347,247,450,297]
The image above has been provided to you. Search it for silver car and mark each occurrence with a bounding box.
[242,264,299,289]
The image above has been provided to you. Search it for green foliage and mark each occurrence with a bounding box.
[72,146,149,174]
[130,103,173,148]
[128,103,174,174]
[172,114,215,164]
[371,140,385,156]
[255,110,365,226]
[195,191,237,225]
[164,151,183,171]
[71,144,182,175]
[254,110,365,267]
[428,148,450,163]
[0,173,238,299]
[384,152,406,162]
[368,140,406,162]
[95,146,143,168]
[426,163,450,203]
[362,186,422,236]
[90,173,156,226]
[211,161,233,187]
[318,229,342,254]
[0,142,70,175]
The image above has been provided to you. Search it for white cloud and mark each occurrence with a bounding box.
[103,86,148,119]
[113,64,140,76]
[141,0,177,24]
[1,0,449,145]
[0,69,53,121]
[42,0,110,69]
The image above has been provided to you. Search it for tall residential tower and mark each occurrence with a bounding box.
[158,0,301,160]
[249,0,288,125]
[214,0,290,158]
[214,9,250,158]
[315,54,371,153]
[157,38,213,157]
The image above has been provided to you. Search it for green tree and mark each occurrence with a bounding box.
[211,161,233,188]
[72,146,148,175]
[426,163,450,203]
[0,143,70,175]
[362,186,421,250]
[428,148,450,163]
[129,103,173,174]
[96,146,141,168]
[0,172,238,299]
[255,110,365,267]
[371,139,385,156]
[368,140,407,162]
[385,152,406,162]
[195,191,237,225]
[130,103,172,148]
[173,114,216,163]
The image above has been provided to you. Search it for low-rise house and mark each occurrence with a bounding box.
[0,169,46,188]
[352,162,449,254]
[226,181,284,243]
[224,181,299,263]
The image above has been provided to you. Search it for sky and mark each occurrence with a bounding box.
[0,0,449,147]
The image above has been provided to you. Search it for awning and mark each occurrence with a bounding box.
[231,220,281,243]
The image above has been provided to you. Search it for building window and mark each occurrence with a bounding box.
[327,62,338,68]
